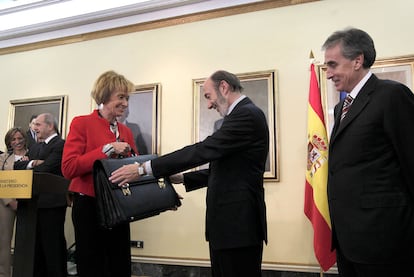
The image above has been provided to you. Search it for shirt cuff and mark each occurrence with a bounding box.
[144,161,153,176]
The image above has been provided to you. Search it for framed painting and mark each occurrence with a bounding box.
[9,95,68,138]
[118,83,161,155]
[193,70,279,180]
[318,55,414,136]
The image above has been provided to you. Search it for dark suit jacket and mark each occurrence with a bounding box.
[328,74,414,263]
[151,97,269,250]
[26,129,37,149]
[15,135,67,208]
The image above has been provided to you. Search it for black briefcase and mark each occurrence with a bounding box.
[93,154,181,229]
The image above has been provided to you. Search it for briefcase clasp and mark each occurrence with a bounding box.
[121,183,131,196]
[158,178,166,189]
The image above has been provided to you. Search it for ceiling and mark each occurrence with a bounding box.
[0,0,266,48]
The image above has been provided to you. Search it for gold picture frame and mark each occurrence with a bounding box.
[9,95,68,138]
[192,70,279,180]
[318,55,414,136]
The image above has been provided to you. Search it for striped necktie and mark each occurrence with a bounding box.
[110,122,120,141]
[340,94,354,121]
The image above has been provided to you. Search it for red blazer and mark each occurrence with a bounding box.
[62,110,137,197]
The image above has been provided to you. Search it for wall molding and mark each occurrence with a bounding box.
[0,0,319,55]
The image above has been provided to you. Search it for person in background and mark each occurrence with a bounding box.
[109,70,269,277]
[26,114,38,148]
[0,127,29,277]
[61,70,137,277]
[323,28,414,276]
[117,106,148,154]
[14,113,67,277]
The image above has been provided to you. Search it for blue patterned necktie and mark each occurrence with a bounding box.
[340,94,354,121]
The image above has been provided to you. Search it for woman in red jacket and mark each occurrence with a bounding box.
[62,70,137,277]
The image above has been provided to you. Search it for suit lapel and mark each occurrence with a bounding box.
[330,75,377,144]
[47,135,59,146]
[330,101,343,139]
[229,97,251,114]
[221,97,251,124]
[38,136,59,158]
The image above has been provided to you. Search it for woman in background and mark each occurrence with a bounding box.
[62,70,137,277]
[0,127,29,277]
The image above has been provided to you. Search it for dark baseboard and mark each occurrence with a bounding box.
[131,263,338,277]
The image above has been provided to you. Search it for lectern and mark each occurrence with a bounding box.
[12,172,69,277]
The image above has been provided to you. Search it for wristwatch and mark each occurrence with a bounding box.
[138,163,146,176]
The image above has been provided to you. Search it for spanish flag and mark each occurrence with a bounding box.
[304,62,336,271]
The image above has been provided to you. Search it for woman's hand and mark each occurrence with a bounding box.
[111,142,132,156]
[20,155,29,161]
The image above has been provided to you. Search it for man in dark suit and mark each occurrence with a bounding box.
[26,114,38,148]
[323,28,414,276]
[15,113,67,277]
[110,70,269,277]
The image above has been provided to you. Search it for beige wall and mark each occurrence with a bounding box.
[2,0,413,271]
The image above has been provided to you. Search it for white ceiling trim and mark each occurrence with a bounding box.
[0,0,66,15]
[0,0,264,49]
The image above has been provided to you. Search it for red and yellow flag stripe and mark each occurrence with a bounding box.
[304,63,336,272]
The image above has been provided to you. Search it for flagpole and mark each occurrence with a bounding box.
[309,50,315,64]
[320,268,324,277]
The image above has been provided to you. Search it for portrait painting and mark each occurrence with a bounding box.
[119,83,161,155]
[9,95,68,138]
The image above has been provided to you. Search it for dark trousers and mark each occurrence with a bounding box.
[209,243,263,277]
[336,246,412,277]
[72,194,131,277]
[33,207,67,277]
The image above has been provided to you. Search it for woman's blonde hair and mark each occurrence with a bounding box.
[91,70,135,105]
[4,127,27,152]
